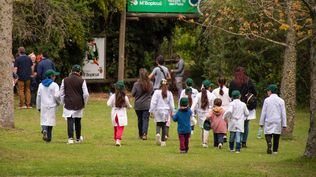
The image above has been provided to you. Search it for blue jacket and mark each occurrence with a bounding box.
[37,58,56,81]
[172,108,192,134]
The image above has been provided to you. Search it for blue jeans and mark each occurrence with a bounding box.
[241,120,249,143]
[229,131,241,151]
[135,110,150,137]
[213,133,225,147]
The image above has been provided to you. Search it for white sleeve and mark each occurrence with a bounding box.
[54,83,60,105]
[280,100,287,127]
[169,92,175,114]
[36,84,42,110]
[107,94,115,107]
[149,91,158,113]
[82,80,89,104]
[259,100,267,126]
[59,80,65,104]
[125,96,132,109]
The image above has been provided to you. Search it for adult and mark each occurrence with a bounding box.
[259,84,287,154]
[37,51,56,81]
[229,66,257,148]
[148,55,171,90]
[29,53,38,107]
[14,47,33,109]
[132,68,153,140]
[60,65,89,144]
[171,54,185,97]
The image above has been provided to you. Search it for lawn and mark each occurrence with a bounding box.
[0,94,315,177]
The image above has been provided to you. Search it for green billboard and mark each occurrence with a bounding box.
[127,0,198,13]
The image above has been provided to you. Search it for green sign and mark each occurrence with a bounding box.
[127,0,198,13]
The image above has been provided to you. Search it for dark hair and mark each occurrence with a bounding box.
[43,51,49,58]
[187,93,193,107]
[161,83,168,99]
[201,88,209,110]
[156,55,164,65]
[214,98,222,107]
[138,68,152,93]
[234,67,249,87]
[18,47,25,54]
[115,89,126,108]
[218,76,226,96]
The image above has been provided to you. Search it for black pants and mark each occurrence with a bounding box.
[43,126,53,142]
[156,122,167,141]
[135,110,150,137]
[265,134,280,152]
[67,117,81,140]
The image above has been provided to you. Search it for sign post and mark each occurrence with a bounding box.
[118,1,127,80]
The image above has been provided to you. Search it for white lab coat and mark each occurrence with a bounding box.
[107,94,132,126]
[191,90,217,128]
[212,86,231,111]
[36,82,60,126]
[259,94,287,134]
[149,90,175,123]
[224,99,249,132]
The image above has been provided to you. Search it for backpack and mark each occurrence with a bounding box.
[244,92,257,110]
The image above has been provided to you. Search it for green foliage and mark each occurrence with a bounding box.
[0,98,315,176]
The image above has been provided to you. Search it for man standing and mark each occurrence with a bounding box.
[14,47,33,109]
[60,65,89,144]
[260,84,287,154]
[37,51,56,81]
[171,54,185,97]
[148,55,171,90]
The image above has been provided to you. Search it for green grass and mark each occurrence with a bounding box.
[1,96,315,176]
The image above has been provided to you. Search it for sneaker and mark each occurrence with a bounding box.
[180,150,187,154]
[115,139,121,146]
[218,143,222,149]
[156,134,161,145]
[273,151,278,155]
[27,106,32,109]
[42,130,48,141]
[223,136,227,143]
[142,134,147,140]
[236,151,240,154]
[76,136,84,143]
[161,141,166,147]
[230,149,235,152]
[242,142,247,148]
[67,138,74,144]
[18,106,27,109]
[202,143,208,148]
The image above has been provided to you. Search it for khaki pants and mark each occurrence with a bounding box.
[17,80,31,107]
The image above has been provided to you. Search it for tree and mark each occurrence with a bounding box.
[302,0,316,158]
[0,0,14,128]
[186,0,311,138]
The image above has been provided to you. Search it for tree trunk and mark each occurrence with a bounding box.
[280,0,297,138]
[304,2,316,158]
[0,0,14,128]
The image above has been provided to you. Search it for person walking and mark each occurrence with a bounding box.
[259,84,287,154]
[148,55,171,90]
[36,69,60,142]
[14,47,33,109]
[149,79,175,147]
[132,68,153,140]
[59,65,89,144]
[229,66,257,148]
[212,76,231,111]
[107,80,132,146]
[29,53,38,107]
[171,54,185,97]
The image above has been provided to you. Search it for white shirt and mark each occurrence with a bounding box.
[212,86,231,111]
[224,99,249,132]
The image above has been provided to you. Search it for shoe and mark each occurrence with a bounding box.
[18,106,27,109]
[267,148,272,154]
[223,136,227,143]
[27,106,32,109]
[191,130,194,135]
[273,151,278,155]
[236,151,240,154]
[161,141,166,147]
[67,138,74,144]
[180,150,187,154]
[142,134,147,140]
[156,134,161,145]
[202,143,208,148]
[230,149,235,152]
[242,142,247,148]
[42,130,48,141]
[76,136,84,143]
[165,135,168,141]
[218,143,222,149]
[115,139,121,146]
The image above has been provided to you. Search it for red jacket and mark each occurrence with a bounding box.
[209,107,227,134]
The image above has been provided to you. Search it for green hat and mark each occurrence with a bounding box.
[232,90,241,99]
[72,64,81,72]
[115,80,125,91]
[265,84,278,93]
[44,69,60,78]
[185,78,193,86]
[185,87,192,95]
[202,80,211,88]
[180,97,189,106]
[203,119,211,131]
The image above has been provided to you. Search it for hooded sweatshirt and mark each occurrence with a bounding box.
[209,106,227,134]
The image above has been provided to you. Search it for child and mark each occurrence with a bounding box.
[173,97,192,153]
[107,80,132,146]
[179,78,199,100]
[208,98,227,149]
[36,69,60,142]
[179,88,197,134]
[149,79,175,146]
[259,84,287,154]
[224,90,249,153]
[191,80,216,148]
